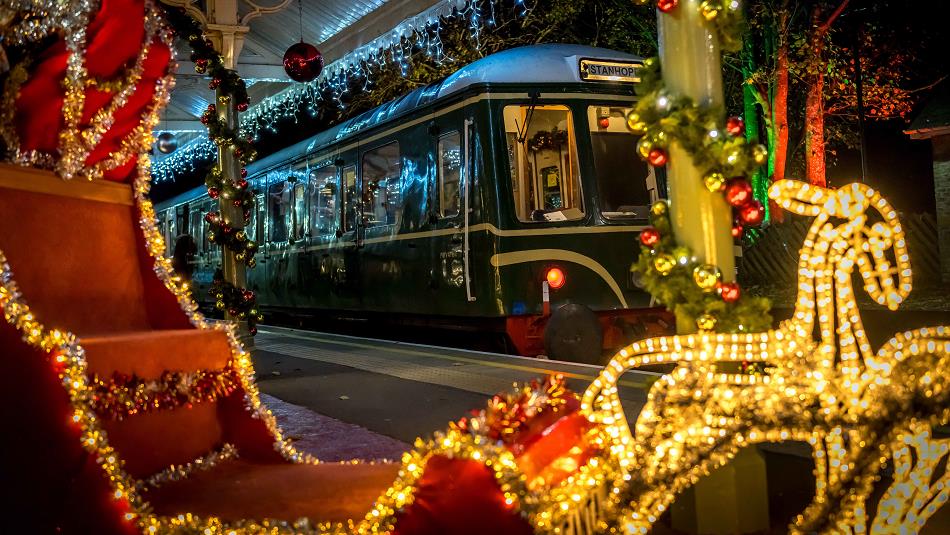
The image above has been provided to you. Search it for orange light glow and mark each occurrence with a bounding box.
[546,268,566,289]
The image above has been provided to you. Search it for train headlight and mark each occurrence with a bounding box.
[546,267,566,290]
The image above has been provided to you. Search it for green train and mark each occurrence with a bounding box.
[155,44,673,363]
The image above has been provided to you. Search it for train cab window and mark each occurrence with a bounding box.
[342,166,357,232]
[438,132,461,218]
[587,106,654,219]
[361,142,402,228]
[268,180,290,242]
[308,165,339,236]
[503,104,583,222]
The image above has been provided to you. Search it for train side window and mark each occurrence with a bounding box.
[189,207,203,254]
[438,132,461,218]
[308,165,339,236]
[341,166,357,232]
[245,196,257,242]
[361,142,402,228]
[268,181,290,242]
[291,178,307,240]
[255,194,266,244]
[502,104,584,222]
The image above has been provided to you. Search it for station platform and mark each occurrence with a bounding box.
[252,325,659,444]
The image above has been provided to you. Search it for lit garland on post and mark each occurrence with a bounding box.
[161,6,262,334]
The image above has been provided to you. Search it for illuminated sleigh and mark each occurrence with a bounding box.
[583,179,950,533]
[0,2,612,534]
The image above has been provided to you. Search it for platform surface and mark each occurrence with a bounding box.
[252,325,658,443]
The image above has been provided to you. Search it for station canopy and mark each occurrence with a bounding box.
[152,0,461,174]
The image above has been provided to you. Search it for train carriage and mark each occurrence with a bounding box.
[156,44,674,363]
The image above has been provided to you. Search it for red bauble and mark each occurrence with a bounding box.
[718,281,741,303]
[738,200,765,226]
[724,177,753,207]
[639,227,661,247]
[726,116,744,136]
[235,101,249,112]
[208,77,221,90]
[598,117,611,129]
[238,179,249,190]
[208,187,220,199]
[731,222,744,238]
[658,0,679,13]
[240,168,248,178]
[283,42,324,83]
[647,148,668,167]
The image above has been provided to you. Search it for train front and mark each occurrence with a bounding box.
[475,46,675,363]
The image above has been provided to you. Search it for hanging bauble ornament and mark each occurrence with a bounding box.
[283,41,324,83]
[637,138,654,159]
[699,0,720,20]
[651,200,669,217]
[639,227,661,247]
[626,111,647,134]
[647,148,668,167]
[738,200,765,227]
[657,0,679,13]
[724,177,753,207]
[731,222,744,238]
[696,313,717,331]
[156,132,178,154]
[718,281,741,303]
[725,116,744,136]
[692,264,722,292]
[653,253,676,276]
[703,172,726,192]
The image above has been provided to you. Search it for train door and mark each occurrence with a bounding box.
[429,115,465,309]
[337,158,361,306]
[359,140,403,311]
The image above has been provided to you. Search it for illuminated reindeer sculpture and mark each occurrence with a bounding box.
[582,179,950,534]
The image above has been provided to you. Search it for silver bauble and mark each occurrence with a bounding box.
[156,132,178,154]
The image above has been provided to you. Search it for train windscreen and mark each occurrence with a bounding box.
[503,104,584,222]
[587,106,655,220]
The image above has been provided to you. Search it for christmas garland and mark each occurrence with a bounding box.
[633,0,744,52]
[89,366,241,420]
[161,6,261,334]
[142,443,239,489]
[625,10,771,334]
[633,200,771,333]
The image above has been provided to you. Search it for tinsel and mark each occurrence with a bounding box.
[89,366,241,420]
[142,443,239,489]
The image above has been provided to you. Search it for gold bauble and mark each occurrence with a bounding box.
[696,313,717,331]
[692,264,722,292]
[752,144,769,164]
[651,200,669,217]
[700,0,720,20]
[653,253,676,276]
[672,246,691,265]
[626,111,647,134]
[703,172,726,192]
[637,138,653,159]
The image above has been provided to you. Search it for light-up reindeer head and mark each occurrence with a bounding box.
[768,180,913,372]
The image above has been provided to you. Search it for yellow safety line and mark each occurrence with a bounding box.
[257,328,657,390]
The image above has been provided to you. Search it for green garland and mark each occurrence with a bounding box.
[161,6,261,335]
[633,201,771,334]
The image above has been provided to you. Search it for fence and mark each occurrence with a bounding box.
[739,212,942,286]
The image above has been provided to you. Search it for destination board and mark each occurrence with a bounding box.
[579,59,641,83]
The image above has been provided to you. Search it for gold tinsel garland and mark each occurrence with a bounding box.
[89,366,241,420]
[141,443,239,489]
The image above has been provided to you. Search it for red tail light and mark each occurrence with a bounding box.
[546,267,566,289]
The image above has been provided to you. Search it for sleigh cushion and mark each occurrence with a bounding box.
[144,459,400,523]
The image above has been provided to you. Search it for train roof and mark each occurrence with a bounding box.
[157,44,642,208]
[247,45,641,175]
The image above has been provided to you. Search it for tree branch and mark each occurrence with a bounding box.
[818,0,850,35]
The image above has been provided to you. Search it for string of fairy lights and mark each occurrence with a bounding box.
[150,0,516,184]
